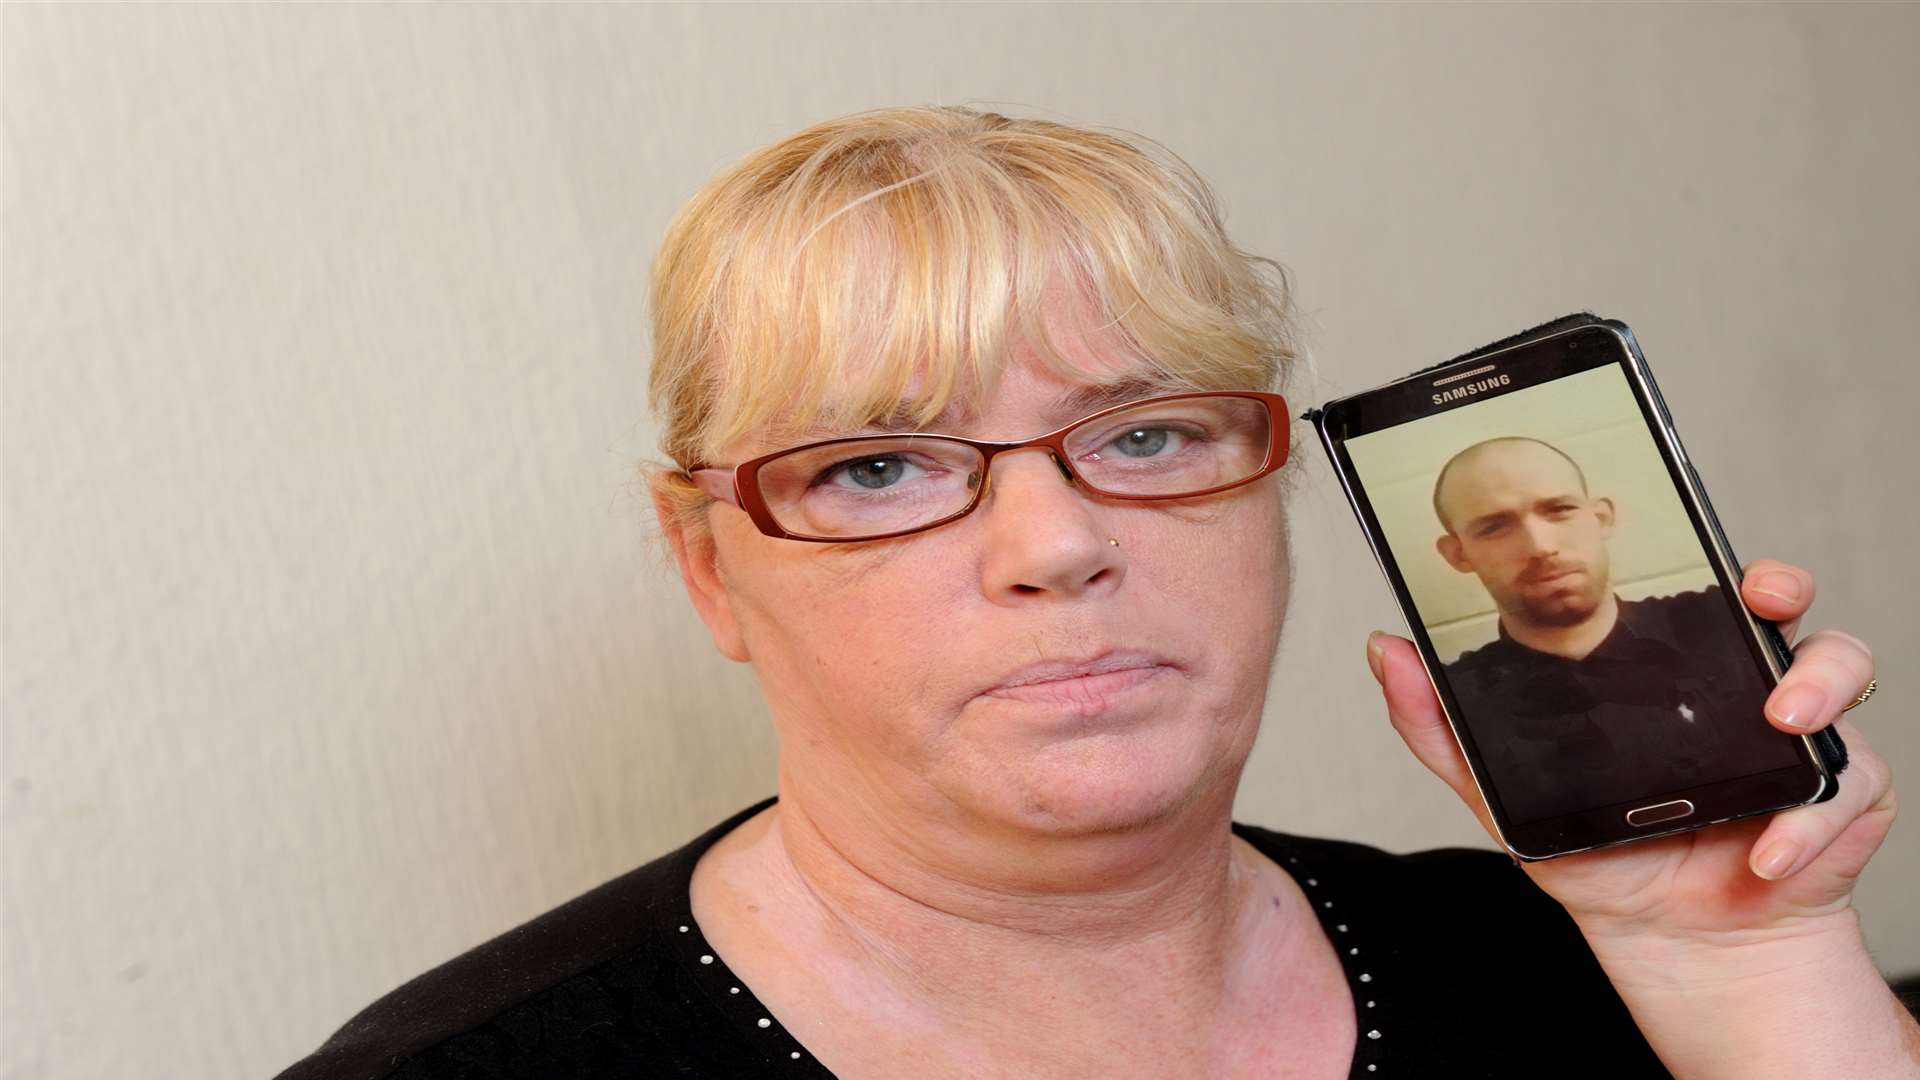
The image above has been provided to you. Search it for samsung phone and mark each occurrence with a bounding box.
[1307,314,1844,860]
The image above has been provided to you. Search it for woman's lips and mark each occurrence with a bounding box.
[979,663,1172,708]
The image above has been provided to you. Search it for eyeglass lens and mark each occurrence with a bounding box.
[752,395,1273,540]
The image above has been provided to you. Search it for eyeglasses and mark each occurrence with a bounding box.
[684,391,1289,543]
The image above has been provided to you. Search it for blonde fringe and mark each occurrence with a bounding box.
[646,106,1298,536]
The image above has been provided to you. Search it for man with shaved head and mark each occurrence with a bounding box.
[1433,437,1787,824]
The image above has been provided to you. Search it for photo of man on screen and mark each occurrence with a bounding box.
[1432,437,1791,823]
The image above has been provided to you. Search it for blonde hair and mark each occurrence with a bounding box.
[647,105,1298,532]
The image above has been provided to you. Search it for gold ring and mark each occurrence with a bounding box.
[1843,678,1878,712]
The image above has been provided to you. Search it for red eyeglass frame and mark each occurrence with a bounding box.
[682,390,1291,543]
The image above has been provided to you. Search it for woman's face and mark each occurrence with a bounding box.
[672,318,1291,841]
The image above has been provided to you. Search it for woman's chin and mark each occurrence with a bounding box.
[957,731,1236,837]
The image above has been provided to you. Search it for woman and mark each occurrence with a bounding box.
[278,106,1911,1078]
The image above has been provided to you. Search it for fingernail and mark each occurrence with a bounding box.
[1753,839,1804,880]
[1752,571,1804,604]
[1365,632,1386,683]
[1766,685,1827,730]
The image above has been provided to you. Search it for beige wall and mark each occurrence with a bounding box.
[4,4,1915,1077]
[1346,364,1720,661]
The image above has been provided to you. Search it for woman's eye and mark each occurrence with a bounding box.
[822,455,923,490]
[1107,427,1184,458]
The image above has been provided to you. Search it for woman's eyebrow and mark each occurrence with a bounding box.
[1051,376,1175,420]
[861,402,974,434]
[822,375,1172,439]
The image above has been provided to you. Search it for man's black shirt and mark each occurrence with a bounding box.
[1443,587,1801,824]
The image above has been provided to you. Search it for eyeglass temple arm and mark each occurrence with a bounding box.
[687,468,742,508]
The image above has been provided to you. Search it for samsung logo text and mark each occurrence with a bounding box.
[1433,374,1512,405]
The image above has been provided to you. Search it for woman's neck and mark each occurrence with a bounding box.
[689,776,1350,1075]
[773,769,1256,954]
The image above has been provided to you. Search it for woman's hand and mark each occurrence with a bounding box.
[1371,558,1890,930]
[1368,559,1917,1078]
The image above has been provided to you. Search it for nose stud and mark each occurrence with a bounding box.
[1108,538,1121,547]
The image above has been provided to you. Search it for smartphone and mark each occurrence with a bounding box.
[1307,313,1842,860]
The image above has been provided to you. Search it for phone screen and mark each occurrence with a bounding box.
[1336,331,1805,828]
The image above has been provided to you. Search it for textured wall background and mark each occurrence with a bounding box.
[4,5,1915,1078]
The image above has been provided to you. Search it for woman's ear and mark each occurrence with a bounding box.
[651,476,751,663]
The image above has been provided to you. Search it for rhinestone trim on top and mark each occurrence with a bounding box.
[672,915,814,1067]
[1292,844,1384,1073]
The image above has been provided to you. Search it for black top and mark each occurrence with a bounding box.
[276,797,1670,1079]
[1444,587,1801,825]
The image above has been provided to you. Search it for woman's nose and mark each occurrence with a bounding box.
[973,448,1124,603]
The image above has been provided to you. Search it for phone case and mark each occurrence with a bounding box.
[1302,313,1848,794]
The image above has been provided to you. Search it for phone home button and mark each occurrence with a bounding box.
[1625,799,1696,827]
